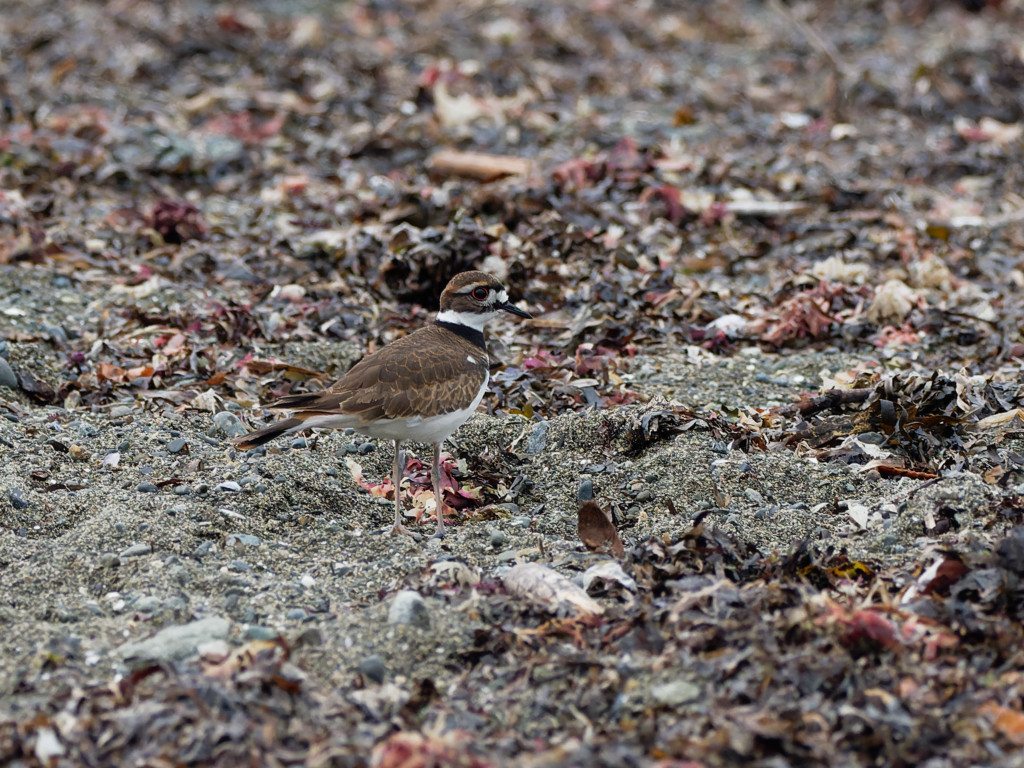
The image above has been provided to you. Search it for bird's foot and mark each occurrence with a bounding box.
[379,522,421,541]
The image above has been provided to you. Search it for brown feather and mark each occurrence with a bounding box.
[278,324,489,421]
[233,417,305,449]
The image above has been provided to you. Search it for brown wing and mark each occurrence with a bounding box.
[276,325,489,420]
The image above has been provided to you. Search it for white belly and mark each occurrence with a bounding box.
[300,379,488,445]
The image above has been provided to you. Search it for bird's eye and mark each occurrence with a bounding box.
[471,287,490,301]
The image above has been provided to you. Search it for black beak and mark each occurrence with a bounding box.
[498,301,532,319]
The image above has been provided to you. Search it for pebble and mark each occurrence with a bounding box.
[193,541,215,559]
[291,437,308,449]
[520,421,548,455]
[0,357,17,390]
[228,560,253,573]
[577,478,594,502]
[218,481,241,492]
[136,482,158,493]
[488,528,508,547]
[226,533,261,548]
[285,608,307,621]
[109,405,134,418]
[357,442,376,455]
[387,590,431,630]
[8,488,30,510]
[743,488,765,505]
[243,625,278,641]
[167,438,187,453]
[117,616,230,667]
[636,489,653,502]
[650,680,701,707]
[172,486,190,495]
[358,654,387,684]
[120,543,152,558]
[134,596,161,613]
[212,411,248,438]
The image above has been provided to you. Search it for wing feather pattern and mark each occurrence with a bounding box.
[268,325,488,422]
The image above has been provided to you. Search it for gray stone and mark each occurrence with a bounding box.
[0,358,17,390]
[167,438,187,453]
[136,482,158,493]
[117,616,230,666]
[358,654,387,684]
[218,481,241,492]
[213,411,248,439]
[488,527,508,547]
[744,488,765,505]
[119,543,152,558]
[226,533,261,548]
[7,488,30,510]
[243,625,278,641]
[193,540,214,558]
[521,421,548,455]
[134,596,161,613]
[651,680,701,707]
[387,590,430,630]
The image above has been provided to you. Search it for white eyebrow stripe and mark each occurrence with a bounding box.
[497,289,508,303]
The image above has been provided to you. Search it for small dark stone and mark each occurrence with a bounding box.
[136,482,158,493]
[193,541,214,559]
[167,438,187,454]
[8,488,30,509]
[358,654,387,684]
[577,479,594,502]
[357,442,376,455]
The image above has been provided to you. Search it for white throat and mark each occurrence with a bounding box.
[435,308,493,331]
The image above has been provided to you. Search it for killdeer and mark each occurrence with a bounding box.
[233,271,532,537]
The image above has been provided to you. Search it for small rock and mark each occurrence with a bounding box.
[577,479,594,502]
[167,438,187,454]
[0,358,17,390]
[488,528,508,547]
[218,481,241,492]
[134,596,161,613]
[357,442,376,455]
[285,608,307,620]
[120,543,152,558]
[226,533,261,548]
[117,616,230,667]
[193,541,215,558]
[69,444,90,461]
[651,680,701,707]
[358,654,387,684]
[136,482,158,494]
[243,625,278,641]
[387,590,430,630]
[291,437,307,449]
[744,488,765,505]
[8,488,30,510]
[213,411,248,439]
[109,405,134,418]
[520,421,548,455]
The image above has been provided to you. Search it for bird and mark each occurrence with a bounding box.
[233,271,532,537]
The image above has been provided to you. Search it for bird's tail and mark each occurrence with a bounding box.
[233,417,305,450]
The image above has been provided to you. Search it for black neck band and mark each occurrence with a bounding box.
[435,320,487,351]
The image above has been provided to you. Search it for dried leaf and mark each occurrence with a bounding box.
[502,562,604,617]
[578,500,625,558]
